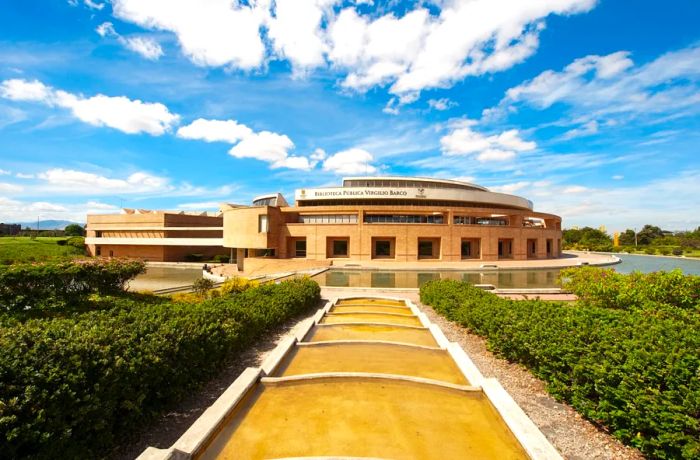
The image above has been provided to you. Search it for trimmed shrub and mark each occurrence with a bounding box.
[212,254,230,263]
[0,277,320,458]
[420,279,700,459]
[673,248,683,256]
[0,259,146,312]
[220,276,258,296]
[66,236,85,249]
[558,266,700,311]
[184,253,204,262]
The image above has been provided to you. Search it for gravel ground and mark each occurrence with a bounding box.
[418,301,644,460]
[110,306,319,460]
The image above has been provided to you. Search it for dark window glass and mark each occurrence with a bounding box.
[375,240,391,257]
[418,241,433,257]
[461,241,471,257]
[295,239,306,257]
[332,239,348,256]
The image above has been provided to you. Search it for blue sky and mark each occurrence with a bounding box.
[0,0,699,231]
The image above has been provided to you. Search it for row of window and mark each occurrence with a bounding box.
[289,236,561,260]
[363,214,445,224]
[342,179,481,191]
[298,214,358,224]
[453,216,509,226]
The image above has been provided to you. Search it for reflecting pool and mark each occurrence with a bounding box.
[313,253,700,289]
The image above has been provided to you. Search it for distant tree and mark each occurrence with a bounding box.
[64,224,85,237]
[637,224,664,245]
[618,229,636,246]
[563,227,613,251]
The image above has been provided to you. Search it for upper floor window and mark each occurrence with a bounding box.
[258,215,269,233]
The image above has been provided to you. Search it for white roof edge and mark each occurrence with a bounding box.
[343,176,489,192]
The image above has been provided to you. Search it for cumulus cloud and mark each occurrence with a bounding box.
[109,0,596,100]
[112,0,267,69]
[322,148,377,175]
[0,78,179,135]
[177,118,314,170]
[177,118,253,143]
[440,120,535,162]
[267,0,332,71]
[96,22,164,60]
[486,45,700,126]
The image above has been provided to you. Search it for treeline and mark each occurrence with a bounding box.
[563,225,700,255]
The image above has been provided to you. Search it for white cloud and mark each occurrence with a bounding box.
[0,197,121,222]
[0,169,10,175]
[491,181,530,193]
[562,119,599,139]
[37,168,170,194]
[84,0,105,10]
[0,78,179,135]
[112,0,266,69]
[488,45,700,127]
[475,148,516,162]
[96,22,164,60]
[612,175,624,180]
[15,173,35,179]
[0,79,53,102]
[428,98,457,111]
[322,148,377,175]
[440,120,535,162]
[267,0,332,71]
[177,118,253,143]
[0,183,23,192]
[335,0,595,96]
[228,131,299,168]
[109,0,596,99]
[122,36,164,60]
[310,148,327,161]
[178,118,315,170]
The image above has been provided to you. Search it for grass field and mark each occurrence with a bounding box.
[0,237,85,264]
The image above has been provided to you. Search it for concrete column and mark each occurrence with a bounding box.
[236,248,246,271]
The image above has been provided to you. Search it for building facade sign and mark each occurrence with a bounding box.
[295,187,532,210]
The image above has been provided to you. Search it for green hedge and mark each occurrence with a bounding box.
[559,266,700,311]
[0,259,146,312]
[420,279,700,459]
[0,277,320,458]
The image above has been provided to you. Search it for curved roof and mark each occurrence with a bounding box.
[343,176,489,192]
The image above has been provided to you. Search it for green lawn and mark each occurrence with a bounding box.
[0,237,85,264]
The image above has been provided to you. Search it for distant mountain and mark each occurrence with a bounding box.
[10,220,84,230]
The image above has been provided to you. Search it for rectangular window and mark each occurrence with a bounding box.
[498,239,513,259]
[375,240,391,257]
[258,215,269,233]
[461,241,471,257]
[332,239,348,257]
[546,239,553,256]
[295,239,307,257]
[418,240,433,257]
